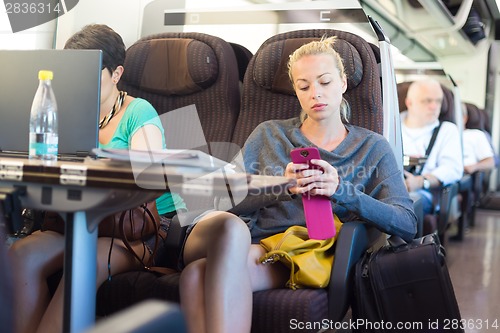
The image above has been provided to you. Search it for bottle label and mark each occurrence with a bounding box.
[29,133,58,160]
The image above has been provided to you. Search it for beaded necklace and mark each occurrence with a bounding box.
[99,91,127,129]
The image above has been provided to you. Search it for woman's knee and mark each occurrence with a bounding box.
[184,211,251,265]
[203,211,250,243]
[8,231,64,277]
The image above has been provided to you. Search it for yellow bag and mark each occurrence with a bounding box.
[259,217,342,290]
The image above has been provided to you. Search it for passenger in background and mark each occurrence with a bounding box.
[401,79,463,216]
[462,103,495,174]
[178,37,417,333]
[8,24,185,333]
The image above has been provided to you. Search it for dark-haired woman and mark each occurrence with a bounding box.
[9,24,184,333]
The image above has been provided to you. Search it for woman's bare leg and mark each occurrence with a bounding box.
[179,258,207,333]
[247,244,289,292]
[36,237,151,333]
[180,211,252,333]
[8,231,65,333]
[180,211,289,333]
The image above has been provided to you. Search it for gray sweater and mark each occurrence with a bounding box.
[227,117,417,243]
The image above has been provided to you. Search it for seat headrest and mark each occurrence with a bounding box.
[465,103,484,129]
[123,38,219,96]
[397,81,450,117]
[253,37,363,96]
[440,84,454,122]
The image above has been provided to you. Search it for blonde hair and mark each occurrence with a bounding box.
[287,36,350,123]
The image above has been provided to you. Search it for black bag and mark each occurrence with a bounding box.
[352,234,464,333]
[446,4,486,45]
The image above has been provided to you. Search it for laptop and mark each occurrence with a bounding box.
[0,49,102,161]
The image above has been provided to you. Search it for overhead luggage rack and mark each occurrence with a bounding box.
[360,0,495,58]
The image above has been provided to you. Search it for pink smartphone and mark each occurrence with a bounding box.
[290,147,336,240]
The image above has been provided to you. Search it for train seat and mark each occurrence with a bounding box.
[119,31,244,263]
[463,102,496,224]
[96,31,243,313]
[229,42,253,84]
[118,31,241,162]
[481,107,492,134]
[226,28,387,332]
[465,102,485,130]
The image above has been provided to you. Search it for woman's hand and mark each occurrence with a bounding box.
[285,159,339,197]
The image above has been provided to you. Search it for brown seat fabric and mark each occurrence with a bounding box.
[440,84,456,123]
[119,32,241,161]
[229,42,253,83]
[97,271,181,315]
[252,289,328,333]
[481,108,491,134]
[465,102,485,130]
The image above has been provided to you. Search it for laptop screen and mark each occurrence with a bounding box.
[0,49,102,158]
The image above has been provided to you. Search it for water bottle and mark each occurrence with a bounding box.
[29,70,58,161]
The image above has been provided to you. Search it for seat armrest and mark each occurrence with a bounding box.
[409,192,424,238]
[459,174,472,192]
[85,300,186,333]
[481,170,492,197]
[437,182,459,236]
[459,174,473,213]
[327,221,383,321]
[471,171,485,201]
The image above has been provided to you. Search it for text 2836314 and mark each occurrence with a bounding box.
[442,318,499,330]
[5,2,64,15]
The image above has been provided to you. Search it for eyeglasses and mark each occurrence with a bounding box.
[419,98,443,106]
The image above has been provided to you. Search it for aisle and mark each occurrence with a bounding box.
[446,209,500,333]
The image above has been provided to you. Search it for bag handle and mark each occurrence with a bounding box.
[387,233,442,248]
[261,250,298,290]
[119,203,159,270]
[414,122,442,176]
[387,235,407,248]
[387,233,445,258]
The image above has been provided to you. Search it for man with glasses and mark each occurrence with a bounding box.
[401,79,463,225]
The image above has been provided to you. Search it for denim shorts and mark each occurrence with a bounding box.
[176,209,214,270]
[143,212,178,266]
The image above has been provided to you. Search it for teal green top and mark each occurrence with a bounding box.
[99,98,186,215]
